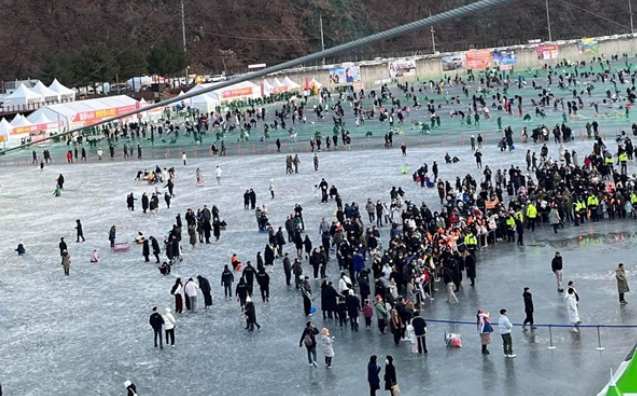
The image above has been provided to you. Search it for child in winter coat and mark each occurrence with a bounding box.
[90,250,99,263]
[362,299,374,329]
[320,328,335,368]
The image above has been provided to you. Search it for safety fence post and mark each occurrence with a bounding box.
[596,326,605,351]
[547,325,556,349]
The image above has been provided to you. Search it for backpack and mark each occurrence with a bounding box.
[303,332,313,347]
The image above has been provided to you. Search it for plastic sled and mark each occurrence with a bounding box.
[112,242,131,253]
[197,180,204,187]
[310,307,317,314]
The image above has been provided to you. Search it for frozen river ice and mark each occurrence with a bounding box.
[1,137,637,396]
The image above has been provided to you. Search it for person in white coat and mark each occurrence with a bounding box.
[181,152,187,166]
[269,179,275,199]
[215,166,222,185]
[184,278,199,313]
[566,288,580,332]
[320,328,335,368]
[163,308,176,346]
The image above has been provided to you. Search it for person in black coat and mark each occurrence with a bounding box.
[465,252,477,287]
[264,243,276,269]
[58,237,67,257]
[243,190,250,210]
[275,227,286,256]
[321,281,337,319]
[522,287,536,330]
[202,219,212,244]
[367,355,381,395]
[235,277,249,310]
[150,236,161,263]
[142,239,150,262]
[141,193,149,213]
[281,253,292,287]
[358,276,370,308]
[242,261,256,295]
[249,189,257,210]
[345,290,361,331]
[411,311,428,354]
[244,298,261,330]
[310,249,321,279]
[303,235,313,260]
[197,275,213,311]
[124,380,137,396]
[126,193,135,211]
[221,265,235,299]
[384,356,397,393]
[75,219,85,242]
[149,306,165,348]
[57,174,65,189]
[213,218,221,242]
[256,267,270,302]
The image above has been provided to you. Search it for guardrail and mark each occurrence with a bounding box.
[426,318,637,351]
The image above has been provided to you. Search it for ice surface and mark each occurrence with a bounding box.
[1,139,637,396]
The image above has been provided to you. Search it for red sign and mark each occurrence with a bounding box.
[466,50,492,70]
[221,87,253,99]
[11,122,59,135]
[536,44,559,60]
[72,104,139,123]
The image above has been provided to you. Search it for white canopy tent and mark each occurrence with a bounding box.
[0,118,13,147]
[261,79,274,96]
[28,95,139,130]
[189,81,261,102]
[1,84,43,108]
[31,81,60,103]
[27,111,59,133]
[48,79,76,101]
[126,76,154,91]
[190,92,221,114]
[11,114,33,128]
[282,76,301,90]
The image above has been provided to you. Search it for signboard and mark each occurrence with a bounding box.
[10,122,57,135]
[328,64,361,84]
[492,50,517,70]
[72,104,139,123]
[441,53,466,71]
[220,87,253,99]
[577,38,599,55]
[248,63,266,69]
[389,59,417,78]
[536,43,559,60]
[466,50,492,70]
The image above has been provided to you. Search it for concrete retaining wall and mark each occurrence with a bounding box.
[256,34,637,90]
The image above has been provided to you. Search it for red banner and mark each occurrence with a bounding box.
[221,87,253,99]
[536,44,559,60]
[72,104,139,123]
[466,50,492,70]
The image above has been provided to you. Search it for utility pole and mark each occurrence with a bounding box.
[181,0,189,85]
[320,13,325,65]
[430,11,436,53]
[629,0,635,33]
[545,0,552,41]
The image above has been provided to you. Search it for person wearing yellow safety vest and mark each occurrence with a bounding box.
[464,231,478,257]
[576,196,588,222]
[525,202,537,232]
[587,193,600,221]
[631,192,637,219]
[604,154,614,174]
[618,151,628,175]
[505,214,516,242]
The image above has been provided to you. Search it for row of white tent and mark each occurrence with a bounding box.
[0,95,165,149]
[1,79,76,109]
[186,76,318,114]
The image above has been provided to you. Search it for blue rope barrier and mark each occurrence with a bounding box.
[425,318,637,329]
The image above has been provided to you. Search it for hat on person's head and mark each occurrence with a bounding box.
[124,381,132,388]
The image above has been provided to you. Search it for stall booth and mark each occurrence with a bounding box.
[28,95,140,132]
